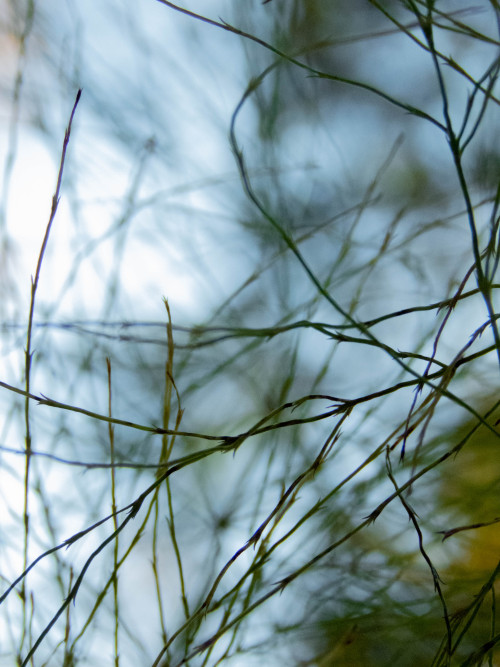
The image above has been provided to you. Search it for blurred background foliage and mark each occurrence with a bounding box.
[0,0,499,665]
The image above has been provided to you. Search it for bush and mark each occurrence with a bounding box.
[1,1,499,665]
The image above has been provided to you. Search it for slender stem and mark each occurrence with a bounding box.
[21,88,81,653]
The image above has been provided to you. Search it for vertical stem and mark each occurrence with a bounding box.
[107,358,119,666]
[21,89,81,652]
